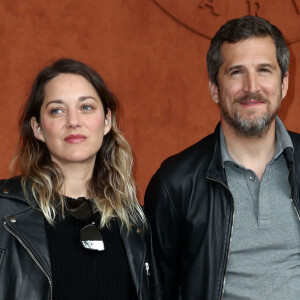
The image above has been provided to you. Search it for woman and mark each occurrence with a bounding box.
[0,58,159,300]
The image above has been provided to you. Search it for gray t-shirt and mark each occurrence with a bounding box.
[222,117,300,300]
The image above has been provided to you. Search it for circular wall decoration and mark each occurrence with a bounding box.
[152,0,300,44]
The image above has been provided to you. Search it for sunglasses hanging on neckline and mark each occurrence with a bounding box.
[65,196,105,251]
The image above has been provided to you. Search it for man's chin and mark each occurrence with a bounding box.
[232,116,274,137]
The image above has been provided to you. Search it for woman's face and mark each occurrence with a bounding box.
[31,73,111,168]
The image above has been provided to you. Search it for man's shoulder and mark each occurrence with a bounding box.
[157,131,216,179]
[287,131,300,159]
[288,130,300,143]
[145,131,218,216]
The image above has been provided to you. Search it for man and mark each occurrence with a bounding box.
[144,16,300,300]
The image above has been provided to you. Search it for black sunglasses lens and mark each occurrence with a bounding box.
[67,198,92,220]
[80,223,105,251]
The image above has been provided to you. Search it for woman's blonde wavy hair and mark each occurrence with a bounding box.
[12,58,146,230]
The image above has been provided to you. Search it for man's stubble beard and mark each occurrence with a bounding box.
[219,92,282,138]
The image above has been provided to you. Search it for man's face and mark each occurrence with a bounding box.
[209,36,289,137]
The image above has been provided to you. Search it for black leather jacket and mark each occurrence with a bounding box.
[0,177,160,300]
[144,124,300,300]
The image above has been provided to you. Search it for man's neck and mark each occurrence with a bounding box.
[222,120,276,180]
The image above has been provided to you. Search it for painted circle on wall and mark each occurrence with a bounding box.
[152,0,300,44]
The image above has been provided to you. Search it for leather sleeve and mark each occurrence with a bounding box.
[144,171,181,300]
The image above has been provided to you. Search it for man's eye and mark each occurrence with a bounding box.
[230,70,241,76]
[260,68,270,73]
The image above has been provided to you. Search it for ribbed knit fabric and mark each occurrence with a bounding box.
[46,209,136,300]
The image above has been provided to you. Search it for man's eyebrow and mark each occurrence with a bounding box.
[227,65,243,73]
[229,65,242,69]
[227,63,276,72]
[258,63,276,70]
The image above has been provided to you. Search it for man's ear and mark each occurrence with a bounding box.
[104,109,112,136]
[281,72,289,100]
[209,81,220,104]
[31,117,45,142]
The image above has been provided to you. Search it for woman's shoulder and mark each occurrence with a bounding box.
[0,176,24,196]
[0,177,33,220]
[0,176,28,205]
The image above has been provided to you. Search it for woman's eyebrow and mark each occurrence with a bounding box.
[45,96,98,108]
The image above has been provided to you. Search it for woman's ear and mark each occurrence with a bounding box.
[104,109,112,135]
[31,117,45,142]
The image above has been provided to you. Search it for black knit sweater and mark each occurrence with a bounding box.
[46,210,136,300]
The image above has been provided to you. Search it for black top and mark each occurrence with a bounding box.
[45,200,136,300]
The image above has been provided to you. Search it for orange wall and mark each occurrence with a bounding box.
[1,0,300,202]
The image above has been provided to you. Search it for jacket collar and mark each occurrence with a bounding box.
[283,137,298,202]
[206,122,300,201]
[206,123,228,187]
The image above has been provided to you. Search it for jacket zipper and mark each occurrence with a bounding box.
[145,262,150,275]
[221,208,235,300]
[3,220,53,300]
[207,176,234,300]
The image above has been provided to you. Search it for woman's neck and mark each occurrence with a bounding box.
[57,161,95,198]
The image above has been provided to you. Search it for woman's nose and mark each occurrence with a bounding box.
[66,110,81,128]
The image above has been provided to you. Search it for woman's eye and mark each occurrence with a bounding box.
[82,104,93,111]
[50,108,63,115]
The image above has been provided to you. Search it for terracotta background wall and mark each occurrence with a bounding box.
[1,0,300,202]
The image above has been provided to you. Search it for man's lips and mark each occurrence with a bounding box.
[239,100,265,106]
[235,94,268,107]
[64,134,87,144]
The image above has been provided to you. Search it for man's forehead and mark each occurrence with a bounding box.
[220,36,276,52]
[219,36,278,67]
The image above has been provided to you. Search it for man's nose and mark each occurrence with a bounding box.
[243,72,260,94]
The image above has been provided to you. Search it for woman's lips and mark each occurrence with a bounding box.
[64,134,87,144]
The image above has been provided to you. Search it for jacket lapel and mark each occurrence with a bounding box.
[117,219,146,298]
[5,206,51,279]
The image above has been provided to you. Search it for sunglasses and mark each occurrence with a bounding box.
[66,197,105,251]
